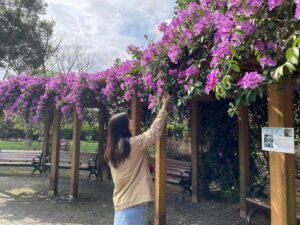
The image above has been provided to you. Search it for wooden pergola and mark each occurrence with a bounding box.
[130,77,298,225]
[43,105,106,198]
[130,95,211,224]
[239,77,298,225]
[41,75,298,225]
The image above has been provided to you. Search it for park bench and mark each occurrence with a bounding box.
[0,149,42,176]
[44,151,98,180]
[246,179,300,224]
[148,158,192,197]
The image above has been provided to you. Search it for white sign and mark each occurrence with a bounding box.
[262,127,294,154]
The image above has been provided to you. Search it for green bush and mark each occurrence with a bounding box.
[61,127,73,140]
[167,123,188,139]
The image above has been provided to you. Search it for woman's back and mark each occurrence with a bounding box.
[110,109,168,210]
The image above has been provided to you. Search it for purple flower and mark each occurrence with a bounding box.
[61,105,70,113]
[296,1,300,19]
[239,20,254,35]
[168,44,181,64]
[124,91,131,101]
[187,2,200,14]
[181,28,192,43]
[141,44,155,66]
[247,0,264,8]
[268,0,283,11]
[238,72,265,89]
[127,44,140,54]
[32,115,40,123]
[168,69,178,77]
[228,0,242,8]
[185,66,199,77]
[253,40,265,53]
[142,72,155,89]
[205,69,219,94]
[158,22,168,32]
[148,94,157,110]
[259,55,276,68]
[267,41,278,51]
[194,16,211,36]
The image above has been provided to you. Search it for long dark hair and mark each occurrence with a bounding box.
[106,112,132,168]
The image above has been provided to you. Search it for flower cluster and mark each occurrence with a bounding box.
[0,0,299,120]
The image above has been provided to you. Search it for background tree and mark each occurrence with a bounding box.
[46,41,95,74]
[0,0,56,79]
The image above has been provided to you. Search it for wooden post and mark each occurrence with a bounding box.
[267,79,296,225]
[155,126,167,225]
[191,99,200,202]
[49,107,61,196]
[70,111,81,198]
[97,106,104,180]
[238,105,249,218]
[41,113,51,172]
[131,95,141,136]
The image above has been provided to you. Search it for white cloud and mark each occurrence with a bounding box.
[44,0,176,71]
[0,0,175,80]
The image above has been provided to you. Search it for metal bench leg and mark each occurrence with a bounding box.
[88,170,98,181]
[186,188,192,196]
[31,168,38,177]
[44,168,50,177]
[181,188,192,199]
[246,208,257,225]
[246,207,270,225]
[31,166,42,177]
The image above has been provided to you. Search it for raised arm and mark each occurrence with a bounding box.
[130,95,170,150]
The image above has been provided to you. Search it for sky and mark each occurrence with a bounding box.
[45,0,176,71]
[0,0,176,80]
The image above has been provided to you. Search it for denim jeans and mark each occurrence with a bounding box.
[114,203,148,225]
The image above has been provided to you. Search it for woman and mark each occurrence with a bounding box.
[106,95,170,225]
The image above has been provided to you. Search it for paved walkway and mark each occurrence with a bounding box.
[0,168,249,225]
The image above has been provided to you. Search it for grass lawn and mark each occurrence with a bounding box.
[0,140,98,152]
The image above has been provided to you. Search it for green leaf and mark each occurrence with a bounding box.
[199,9,206,16]
[293,47,300,58]
[228,45,238,58]
[284,62,296,73]
[258,88,264,98]
[195,82,202,87]
[286,48,294,61]
[273,66,284,80]
[231,63,241,72]
[292,36,300,48]
[215,84,226,100]
[222,75,232,89]
[291,56,299,65]
[188,86,194,96]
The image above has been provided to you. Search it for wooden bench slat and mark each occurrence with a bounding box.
[247,178,300,221]
[148,157,191,195]
[246,197,271,210]
[0,162,33,166]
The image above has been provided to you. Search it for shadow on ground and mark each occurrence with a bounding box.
[0,168,249,225]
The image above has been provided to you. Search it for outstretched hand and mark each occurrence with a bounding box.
[162,94,171,111]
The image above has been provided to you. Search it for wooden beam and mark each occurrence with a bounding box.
[131,95,141,136]
[97,106,104,180]
[190,95,212,102]
[70,111,81,198]
[267,78,296,225]
[155,125,167,225]
[238,105,249,218]
[41,113,51,172]
[49,107,61,196]
[191,99,200,202]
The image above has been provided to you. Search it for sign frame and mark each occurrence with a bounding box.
[262,127,294,154]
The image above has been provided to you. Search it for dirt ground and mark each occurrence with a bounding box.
[0,167,252,225]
